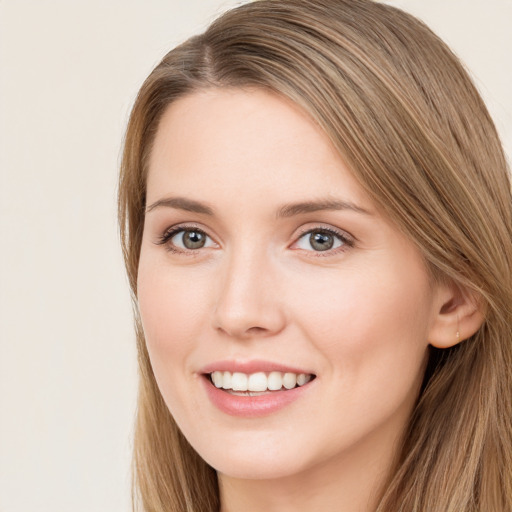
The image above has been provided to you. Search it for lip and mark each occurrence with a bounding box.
[199,360,316,418]
[199,359,314,375]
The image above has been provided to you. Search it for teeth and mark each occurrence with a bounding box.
[268,371,283,391]
[283,372,297,389]
[297,373,308,386]
[248,372,267,392]
[210,370,312,392]
[212,371,223,388]
[231,372,248,391]
[222,371,232,390]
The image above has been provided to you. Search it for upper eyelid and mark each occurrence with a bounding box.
[294,224,355,243]
[162,223,209,237]
[156,223,215,245]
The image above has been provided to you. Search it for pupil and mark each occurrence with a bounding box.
[310,231,333,251]
[184,231,205,249]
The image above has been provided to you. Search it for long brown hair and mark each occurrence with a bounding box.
[119,1,512,510]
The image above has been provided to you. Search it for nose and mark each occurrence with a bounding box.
[212,246,286,340]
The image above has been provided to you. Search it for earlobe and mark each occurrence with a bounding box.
[428,282,485,349]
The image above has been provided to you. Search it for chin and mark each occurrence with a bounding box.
[189,430,317,481]
[212,455,304,481]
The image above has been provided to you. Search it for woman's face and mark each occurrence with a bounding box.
[138,88,444,481]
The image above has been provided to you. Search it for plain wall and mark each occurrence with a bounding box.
[0,1,510,511]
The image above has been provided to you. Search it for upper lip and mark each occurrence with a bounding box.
[199,359,315,375]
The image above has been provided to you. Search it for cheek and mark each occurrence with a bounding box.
[136,258,212,402]
[286,266,432,452]
[138,260,208,343]
[296,270,430,338]
[288,258,433,386]
[136,260,213,424]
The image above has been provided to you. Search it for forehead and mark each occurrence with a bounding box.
[146,88,371,211]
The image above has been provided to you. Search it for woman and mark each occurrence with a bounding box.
[118,0,512,510]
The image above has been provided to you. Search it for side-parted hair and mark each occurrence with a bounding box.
[119,1,512,510]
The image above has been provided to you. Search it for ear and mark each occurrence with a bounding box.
[428,281,485,349]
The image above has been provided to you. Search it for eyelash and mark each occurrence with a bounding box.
[155,224,355,256]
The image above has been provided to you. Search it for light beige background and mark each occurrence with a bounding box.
[0,1,510,511]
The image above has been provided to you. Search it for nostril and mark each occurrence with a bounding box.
[214,322,275,340]
[246,326,267,334]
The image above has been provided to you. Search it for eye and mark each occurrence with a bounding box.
[157,226,216,252]
[172,229,210,249]
[294,228,352,253]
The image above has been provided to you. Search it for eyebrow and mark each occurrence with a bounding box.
[146,197,214,215]
[276,199,372,218]
[145,196,372,217]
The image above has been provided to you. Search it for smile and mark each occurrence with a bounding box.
[202,369,316,417]
[210,371,314,394]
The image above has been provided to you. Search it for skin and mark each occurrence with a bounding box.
[137,88,458,512]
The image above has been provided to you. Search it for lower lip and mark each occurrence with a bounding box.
[202,376,314,418]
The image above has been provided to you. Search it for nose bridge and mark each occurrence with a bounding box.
[213,240,285,339]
